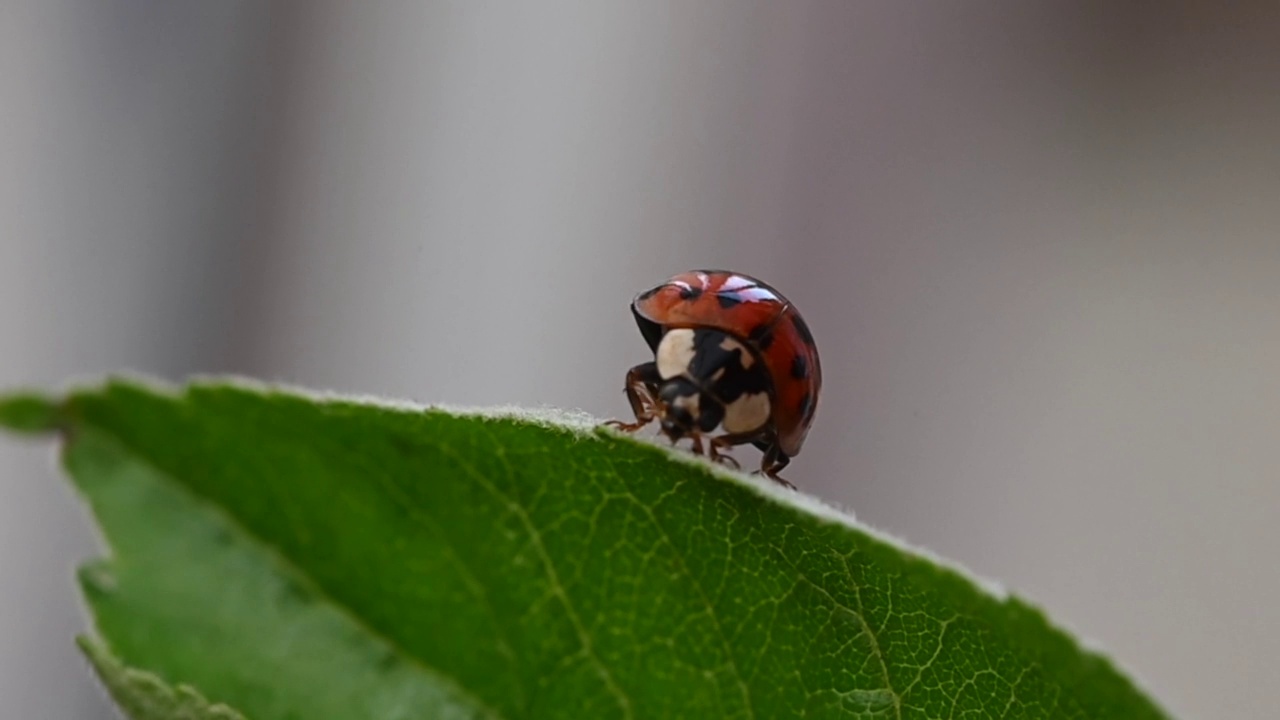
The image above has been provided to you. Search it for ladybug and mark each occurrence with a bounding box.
[605,270,821,487]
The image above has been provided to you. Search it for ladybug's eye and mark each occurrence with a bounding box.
[660,407,693,439]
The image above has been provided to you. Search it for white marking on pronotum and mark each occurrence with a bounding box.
[722,391,770,434]
[656,328,696,379]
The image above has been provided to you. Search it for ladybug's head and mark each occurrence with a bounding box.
[657,378,704,440]
[652,327,774,444]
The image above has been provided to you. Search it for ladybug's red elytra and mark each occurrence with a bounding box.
[605,270,821,488]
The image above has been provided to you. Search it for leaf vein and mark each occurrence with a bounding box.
[454,427,634,719]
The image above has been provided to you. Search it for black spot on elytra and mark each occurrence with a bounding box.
[798,391,813,419]
[715,292,743,309]
[748,323,774,350]
[791,313,816,347]
[678,284,702,300]
[790,354,809,379]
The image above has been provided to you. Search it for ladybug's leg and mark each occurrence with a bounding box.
[604,362,661,432]
[759,444,795,489]
[705,436,742,470]
[705,431,768,472]
[710,449,740,470]
[689,433,706,455]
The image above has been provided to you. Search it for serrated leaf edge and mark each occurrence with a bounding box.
[78,636,251,720]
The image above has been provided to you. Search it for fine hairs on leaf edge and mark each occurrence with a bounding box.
[39,370,1159,702]
[97,372,1013,597]
[45,372,1019,604]
[77,636,249,720]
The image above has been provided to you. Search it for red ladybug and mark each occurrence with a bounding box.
[606,270,821,487]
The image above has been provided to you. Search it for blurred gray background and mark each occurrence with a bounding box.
[3,2,1278,718]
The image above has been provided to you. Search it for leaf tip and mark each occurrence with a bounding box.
[0,391,63,435]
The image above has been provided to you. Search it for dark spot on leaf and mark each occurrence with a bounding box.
[791,354,809,380]
[211,526,233,546]
[377,648,400,672]
[280,578,313,606]
[389,433,420,457]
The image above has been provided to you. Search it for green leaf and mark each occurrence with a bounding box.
[0,391,60,433]
[4,378,1171,719]
[78,636,249,720]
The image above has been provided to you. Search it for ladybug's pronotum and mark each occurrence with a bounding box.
[605,270,821,488]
